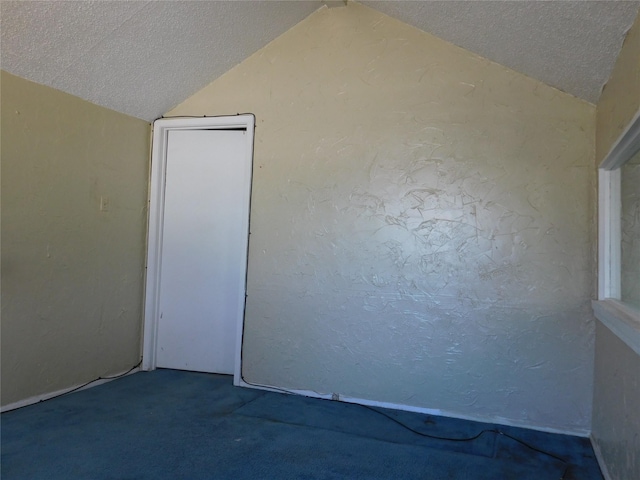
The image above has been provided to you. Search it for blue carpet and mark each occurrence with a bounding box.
[1,369,603,479]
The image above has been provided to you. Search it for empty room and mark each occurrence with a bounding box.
[1,1,639,479]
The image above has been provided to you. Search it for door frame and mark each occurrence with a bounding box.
[142,115,255,386]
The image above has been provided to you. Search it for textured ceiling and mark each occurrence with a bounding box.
[2,1,639,122]
[0,0,323,121]
[361,0,640,105]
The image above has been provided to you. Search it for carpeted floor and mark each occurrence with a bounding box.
[1,369,603,479]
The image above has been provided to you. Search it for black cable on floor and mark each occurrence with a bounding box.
[63,360,142,395]
[239,375,570,479]
[2,360,142,413]
[361,404,570,478]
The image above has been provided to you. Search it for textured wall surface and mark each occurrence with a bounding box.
[593,10,640,480]
[169,3,596,434]
[1,71,150,407]
[621,150,640,309]
[592,323,640,480]
[596,12,640,163]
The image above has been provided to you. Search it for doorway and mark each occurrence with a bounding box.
[142,115,254,382]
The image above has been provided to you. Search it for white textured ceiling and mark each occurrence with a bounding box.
[1,1,639,122]
[361,0,640,105]
[0,0,323,121]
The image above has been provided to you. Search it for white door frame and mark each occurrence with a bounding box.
[142,115,255,386]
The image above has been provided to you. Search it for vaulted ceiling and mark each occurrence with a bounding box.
[2,1,639,122]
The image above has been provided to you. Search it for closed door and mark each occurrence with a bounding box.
[155,128,249,374]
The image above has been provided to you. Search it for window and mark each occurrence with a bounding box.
[621,151,640,309]
[593,109,640,355]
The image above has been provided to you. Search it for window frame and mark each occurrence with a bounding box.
[594,108,640,355]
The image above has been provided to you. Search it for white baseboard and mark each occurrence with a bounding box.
[234,377,591,437]
[1,367,140,413]
[590,435,613,480]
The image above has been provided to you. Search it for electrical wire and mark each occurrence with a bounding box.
[62,360,143,397]
[361,404,570,479]
[2,360,142,413]
[239,375,570,479]
[360,404,567,462]
[156,113,256,124]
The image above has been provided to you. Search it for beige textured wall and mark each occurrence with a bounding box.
[592,323,640,480]
[1,71,150,407]
[592,10,640,480]
[169,3,596,433]
[597,12,640,163]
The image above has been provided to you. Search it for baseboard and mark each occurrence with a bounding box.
[590,435,613,480]
[1,367,140,413]
[235,377,591,437]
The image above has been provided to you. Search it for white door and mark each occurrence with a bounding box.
[154,128,249,374]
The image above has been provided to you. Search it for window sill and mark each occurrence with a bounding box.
[592,299,640,356]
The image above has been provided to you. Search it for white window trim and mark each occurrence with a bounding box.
[594,108,640,356]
